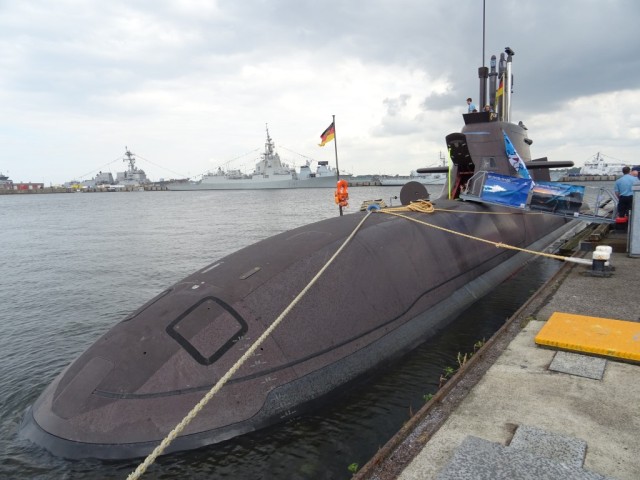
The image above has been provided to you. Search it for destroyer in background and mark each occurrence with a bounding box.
[168,127,350,190]
[22,48,590,460]
[75,147,150,189]
[115,147,150,187]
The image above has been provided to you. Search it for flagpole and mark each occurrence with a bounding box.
[332,114,343,216]
[447,148,453,200]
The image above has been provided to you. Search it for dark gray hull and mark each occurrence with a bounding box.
[20,200,576,459]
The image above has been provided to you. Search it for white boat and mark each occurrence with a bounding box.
[378,170,446,186]
[579,152,626,176]
[378,153,448,186]
[168,127,350,190]
[0,172,12,189]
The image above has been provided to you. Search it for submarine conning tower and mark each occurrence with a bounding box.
[419,47,556,200]
[445,116,535,199]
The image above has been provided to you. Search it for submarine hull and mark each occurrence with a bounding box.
[20,199,576,459]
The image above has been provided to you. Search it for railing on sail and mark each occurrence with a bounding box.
[458,170,617,224]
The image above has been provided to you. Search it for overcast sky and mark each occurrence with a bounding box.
[1,0,639,184]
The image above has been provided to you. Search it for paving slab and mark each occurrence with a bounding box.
[509,424,586,468]
[548,351,607,380]
[435,435,612,480]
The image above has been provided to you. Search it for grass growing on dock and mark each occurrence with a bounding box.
[436,339,486,390]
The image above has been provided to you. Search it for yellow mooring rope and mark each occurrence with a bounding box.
[127,210,374,480]
[379,199,570,262]
[385,198,545,215]
[129,199,583,477]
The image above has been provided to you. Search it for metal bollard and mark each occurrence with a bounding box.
[588,245,613,277]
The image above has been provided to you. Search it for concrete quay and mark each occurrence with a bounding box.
[357,229,640,480]
[559,175,618,183]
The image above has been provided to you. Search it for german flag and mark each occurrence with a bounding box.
[318,122,335,147]
[496,77,504,100]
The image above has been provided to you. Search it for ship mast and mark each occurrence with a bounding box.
[264,124,275,159]
[503,47,515,122]
[124,147,137,172]
[478,0,488,108]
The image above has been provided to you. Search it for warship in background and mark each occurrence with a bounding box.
[115,147,150,186]
[72,148,150,190]
[167,126,350,190]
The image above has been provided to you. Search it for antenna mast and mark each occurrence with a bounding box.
[478,0,488,108]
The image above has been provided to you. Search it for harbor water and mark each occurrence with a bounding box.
[0,184,605,479]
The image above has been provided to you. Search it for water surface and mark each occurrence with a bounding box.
[0,186,566,479]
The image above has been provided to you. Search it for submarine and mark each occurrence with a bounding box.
[21,49,580,460]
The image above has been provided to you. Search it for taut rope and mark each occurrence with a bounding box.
[127,210,374,479]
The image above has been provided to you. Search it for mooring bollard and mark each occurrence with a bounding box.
[590,245,613,275]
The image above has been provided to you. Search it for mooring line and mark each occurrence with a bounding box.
[379,200,584,264]
[127,210,374,480]
[384,199,545,216]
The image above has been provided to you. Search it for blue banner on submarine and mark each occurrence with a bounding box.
[529,181,585,214]
[481,173,532,208]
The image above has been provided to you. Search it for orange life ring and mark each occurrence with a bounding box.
[334,179,349,207]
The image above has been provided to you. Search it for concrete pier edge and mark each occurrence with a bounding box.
[353,234,640,480]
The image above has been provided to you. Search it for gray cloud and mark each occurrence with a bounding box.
[0,0,639,183]
[383,95,411,116]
